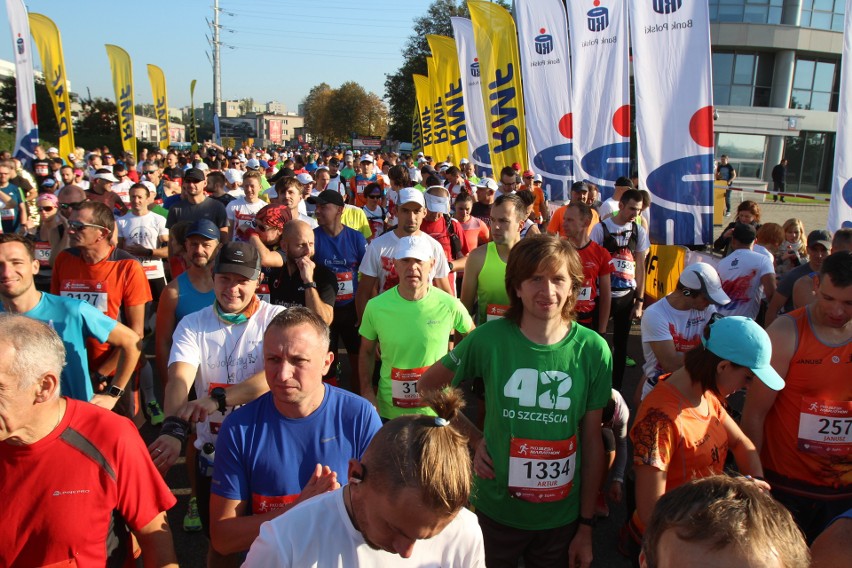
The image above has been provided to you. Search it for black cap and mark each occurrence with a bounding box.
[214,242,261,280]
[732,223,756,244]
[185,168,206,183]
[307,190,345,207]
[614,176,634,189]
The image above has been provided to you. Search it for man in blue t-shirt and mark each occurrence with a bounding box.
[209,307,381,561]
[0,234,141,404]
[0,162,27,234]
[309,190,368,395]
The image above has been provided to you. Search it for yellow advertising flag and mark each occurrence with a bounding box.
[105,44,136,157]
[412,74,433,159]
[468,0,528,173]
[147,65,170,150]
[426,55,451,164]
[28,13,75,160]
[427,35,469,167]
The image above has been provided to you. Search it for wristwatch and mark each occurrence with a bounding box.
[578,515,597,528]
[211,386,228,414]
[107,384,124,398]
[303,281,317,289]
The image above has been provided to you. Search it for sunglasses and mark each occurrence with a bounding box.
[523,176,533,180]
[254,222,273,232]
[68,220,108,232]
[145,170,158,175]
[37,206,55,212]
[367,194,382,199]
[59,201,85,210]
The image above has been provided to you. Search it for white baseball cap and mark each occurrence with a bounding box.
[225,168,243,184]
[476,178,499,192]
[296,172,314,184]
[360,154,374,164]
[459,158,469,165]
[679,263,731,306]
[246,158,260,170]
[393,235,433,261]
[397,187,426,208]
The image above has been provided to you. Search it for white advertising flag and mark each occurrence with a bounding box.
[630,0,715,245]
[515,0,573,201]
[450,17,491,178]
[828,0,852,233]
[5,0,39,164]
[567,0,630,200]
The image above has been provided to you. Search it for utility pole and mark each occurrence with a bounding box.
[213,0,221,117]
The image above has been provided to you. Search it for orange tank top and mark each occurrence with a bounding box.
[761,306,852,495]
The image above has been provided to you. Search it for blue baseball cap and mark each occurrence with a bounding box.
[185,219,220,241]
[702,316,785,390]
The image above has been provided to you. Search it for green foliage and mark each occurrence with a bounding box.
[0,75,60,141]
[300,81,388,146]
[383,0,509,142]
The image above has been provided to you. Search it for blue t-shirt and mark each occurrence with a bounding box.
[1,293,117,400]
[211,386,381,513]
[313,226,367,307]
[175,272,216,322]
[0,183,24,234]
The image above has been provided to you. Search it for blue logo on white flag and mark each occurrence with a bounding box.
[587,7,610,32]
[470,61,480,77]
[653,0,682,14]
[535,32,554,55]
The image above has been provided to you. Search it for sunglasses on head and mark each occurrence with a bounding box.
[68,220,108,232]
[59,201,85,210]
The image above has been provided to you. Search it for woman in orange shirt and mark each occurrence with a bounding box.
[624,316,785,562]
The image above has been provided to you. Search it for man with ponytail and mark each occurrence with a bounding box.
[243,388,485,566]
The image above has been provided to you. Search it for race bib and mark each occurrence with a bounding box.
[59,280,109,312]
[252,492,299,515]
[141,259,164,279]
[34,242,51,267]
[507,437,576,503]
[611,257,636,279]
[391,366,429,408]
[335,271,354,301]
[577,286,592,302]
[797,398,852,456]
[256,283,270,303]
[0,208,15,220]
[486,304,509,321]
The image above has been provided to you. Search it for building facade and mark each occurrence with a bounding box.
[710,0,843,194]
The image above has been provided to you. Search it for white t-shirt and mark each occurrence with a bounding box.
[243,489,486,568]
[169,301,286,449]
[641,297,716,397]
[598,197,619,219]
[589,217,650,298]
[753,243,774,265]
[112,179,133,203]
[717,248,775,319]
[327,175,347,196]
[359,231,449,292]
[116,211,169,279]
[297,212,318,228]
[226,197,266,241]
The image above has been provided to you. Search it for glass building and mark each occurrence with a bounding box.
[710,0,843,193]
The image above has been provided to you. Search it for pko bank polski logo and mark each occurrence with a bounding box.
[535,29,554,55]
[587,1,609,32]
[653,0,682,14]
[470,59,480,78]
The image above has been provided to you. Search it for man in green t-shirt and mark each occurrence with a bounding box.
[420,234,612,568]
[359,234,474,420]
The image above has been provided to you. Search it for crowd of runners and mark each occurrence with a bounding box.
[0,143,849,567]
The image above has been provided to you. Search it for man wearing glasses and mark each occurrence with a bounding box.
[498,166,519,197]
[51,201,151,418]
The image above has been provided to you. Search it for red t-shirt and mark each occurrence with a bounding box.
[459,216,490,250]
[0,398,176,566]
[576,240,613,314]
[51,247,152,366]
[420,215,471,262]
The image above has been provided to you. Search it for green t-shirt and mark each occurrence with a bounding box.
[443,318,612,530]
[340,166,356,181]
[360,286,473,420]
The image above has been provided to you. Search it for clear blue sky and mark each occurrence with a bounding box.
[1,0,433,111]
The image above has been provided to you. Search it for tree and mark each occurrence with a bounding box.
[300,81,388,146]
[238,97,255,116]
[77,97,118,137]
[383,0,508,142]
[0,75,60,142]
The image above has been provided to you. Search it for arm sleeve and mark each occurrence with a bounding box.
[589,223,604,246]
[123,261,154,307]
[226,203,236,222]
[358,241,381,278]
[211,414,250,500]
[640,306,673,342]
[431,242,449,278]
[453,298,475,334]
[79,300,119,343]
[637,225,651,253]
[169,316,201,367]
[630,404,677,472]
[114,415,177,530]
[358,301,378,340]
[587,334,613,410]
